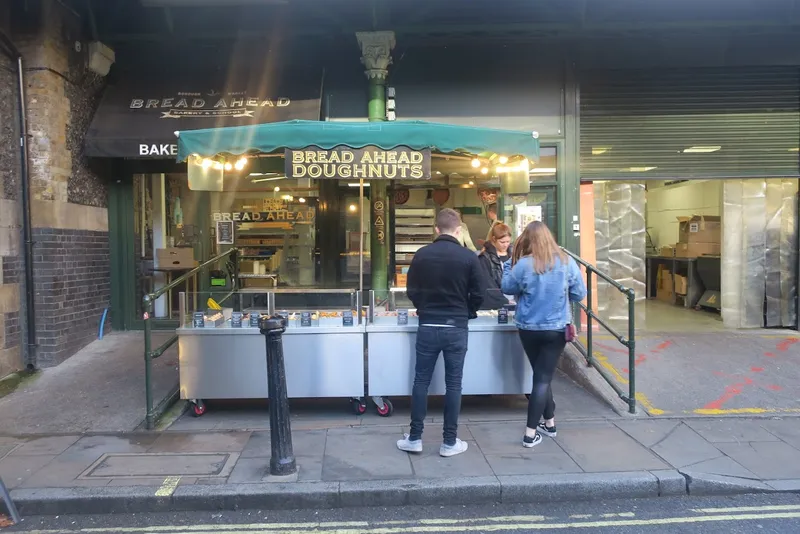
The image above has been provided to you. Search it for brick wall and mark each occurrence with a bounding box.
[0,3,24,378]
[32,228,110,366]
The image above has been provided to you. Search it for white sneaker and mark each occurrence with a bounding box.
[397,434,423,453]
[439,439,468,457]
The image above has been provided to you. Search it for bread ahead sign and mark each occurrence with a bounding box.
[285,146,431,180]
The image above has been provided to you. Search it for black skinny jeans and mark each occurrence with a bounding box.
[518,329,567,429]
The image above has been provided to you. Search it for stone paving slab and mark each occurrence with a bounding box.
[3,416,800,516]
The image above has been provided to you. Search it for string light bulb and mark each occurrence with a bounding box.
[274,186,280,192]
[201,158,213,169]
[498,156,508,164]
[298,197,306,203]
[481,167,489,175]
[224,163,233,171]
[471,158,481,168]
[234,157,248,171]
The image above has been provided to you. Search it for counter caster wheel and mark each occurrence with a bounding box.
[350,398,367,416]
[375,397,394,417]
[190,400,206,417]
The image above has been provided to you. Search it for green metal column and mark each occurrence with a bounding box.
[357,31,395,293]
[368,76,389,292]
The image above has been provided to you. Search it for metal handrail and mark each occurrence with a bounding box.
[143,248,239,429]
[563,248,637,414]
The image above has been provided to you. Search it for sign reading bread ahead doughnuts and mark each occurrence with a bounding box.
[285,146,431,180]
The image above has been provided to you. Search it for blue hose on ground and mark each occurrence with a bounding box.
[98,308,109,340]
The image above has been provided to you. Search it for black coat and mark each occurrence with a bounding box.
[478,242,511,310]
[407,235,485,328]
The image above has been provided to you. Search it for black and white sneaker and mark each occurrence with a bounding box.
[522,432,543,448]
[537,422,557,438]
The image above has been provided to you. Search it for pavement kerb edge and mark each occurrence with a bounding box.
[7,470,796,516]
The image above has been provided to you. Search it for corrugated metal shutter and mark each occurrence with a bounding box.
[580,67,800,180]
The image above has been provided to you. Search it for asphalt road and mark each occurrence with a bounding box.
[5,493,800,533]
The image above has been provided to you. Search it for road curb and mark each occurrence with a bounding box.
[3,470,708,516]
[682,470,778,496]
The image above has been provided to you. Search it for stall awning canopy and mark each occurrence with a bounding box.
[85,69,323,159]
[176,120,540,162]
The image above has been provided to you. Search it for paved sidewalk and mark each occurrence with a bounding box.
[2,415,800,516]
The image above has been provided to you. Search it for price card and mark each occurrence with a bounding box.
[231,312,243,328]
[342,310,354,327]
[397,309,409,325]
[498,308,509,324]
[301,312,312,327]
[193,312,205,328]
[249,313,261,328]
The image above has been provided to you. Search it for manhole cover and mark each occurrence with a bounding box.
[80,453,238,479]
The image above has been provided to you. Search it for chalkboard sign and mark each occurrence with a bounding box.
[397,309,409,325]
[498,308,509,324]
[300,312,312,327]
[193,312,205,328]
[231,312,243,328]
[342,310,354,327]
[216,220,234,245]
[249,313,261,328]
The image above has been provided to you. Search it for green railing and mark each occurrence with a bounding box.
[142,248,239,430]
[563,249,637,414]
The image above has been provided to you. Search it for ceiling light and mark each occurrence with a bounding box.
[530,168,557,174]
[201,158,213,169]
[468,180,475,186]
[347,182,371,187]
[592,147,611,155]
[274,186,280,192]
[234,157,248,171]
[481,167,489,175]
[298,197,306,203]
[683,146,721,153]
[790,148,799,152]
[471,158,481,168]
[627,166,657,172]
[498,156,508,164]
[349,204,357,212]
[224,163,233,171]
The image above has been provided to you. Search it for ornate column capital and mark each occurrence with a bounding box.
[356,31,396,80]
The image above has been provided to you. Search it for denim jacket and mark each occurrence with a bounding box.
[501,255,587,331]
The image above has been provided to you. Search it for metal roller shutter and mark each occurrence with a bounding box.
[579,67,800,180]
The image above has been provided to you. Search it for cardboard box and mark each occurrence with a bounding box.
[674,274,688,295]
[661,270,673,292]
[678,215,721,245]
[675,242,721,258]
[395,273,407,287]
[656,286,674,303]
[660,245,675,258]
[156,247,196,269]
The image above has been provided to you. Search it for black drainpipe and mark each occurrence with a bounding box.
[0,30,37,368]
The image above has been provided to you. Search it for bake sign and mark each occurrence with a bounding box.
[212,210,315,222]
[285,146,431,180]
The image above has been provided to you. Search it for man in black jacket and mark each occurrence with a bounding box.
[397,208,485,458]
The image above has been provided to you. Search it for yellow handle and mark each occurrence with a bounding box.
[207,298,222,310]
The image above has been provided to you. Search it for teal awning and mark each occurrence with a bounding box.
[176,120,540,162]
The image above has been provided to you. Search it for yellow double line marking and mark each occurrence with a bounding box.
[22,506,800,533]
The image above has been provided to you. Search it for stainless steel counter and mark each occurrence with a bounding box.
[366,320,532,397]
[177,323,365,401]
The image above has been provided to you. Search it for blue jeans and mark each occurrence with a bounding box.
[409,326,469,446]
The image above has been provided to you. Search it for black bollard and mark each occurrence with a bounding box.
[258,315,297,476]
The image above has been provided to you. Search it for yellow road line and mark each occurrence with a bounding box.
[693,505,800,514]
[692,408,800,415]
[24,511,800,534]
[154,476,181,497]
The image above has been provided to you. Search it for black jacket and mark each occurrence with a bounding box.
[407,235,485,328]
[477,242,511,310]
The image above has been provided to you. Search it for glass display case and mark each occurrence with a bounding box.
[365,289,531,397]
[176,289,365,409]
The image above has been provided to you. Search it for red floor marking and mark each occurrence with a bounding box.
[777,338,799,352]
[595,342,628,354]
[767,384,783,391]
[651,340,673,353]
[751,367,765,373]
[704,377,755,410]
[765,352,776,358]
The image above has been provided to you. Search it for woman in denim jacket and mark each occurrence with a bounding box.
[501,221,587,449]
